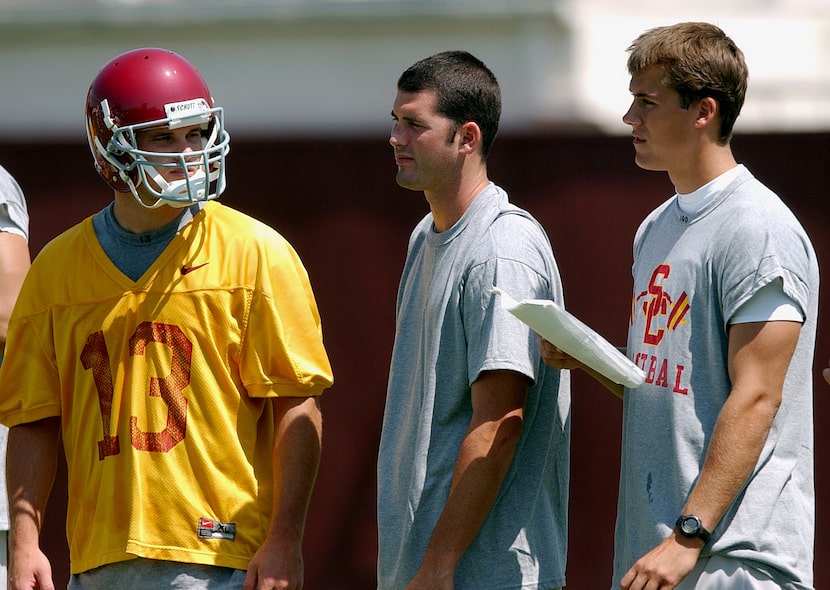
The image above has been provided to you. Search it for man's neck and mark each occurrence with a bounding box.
[112,192,185,234]
[425,170,490,233]
[669,145,737,195]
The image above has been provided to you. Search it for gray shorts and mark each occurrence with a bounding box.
[68,558,247,590]
[676,555,790,589]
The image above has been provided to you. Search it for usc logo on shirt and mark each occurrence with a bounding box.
[632,263,690,345]
[630,263,691,395]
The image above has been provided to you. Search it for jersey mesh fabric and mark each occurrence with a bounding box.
[0,201,333,574]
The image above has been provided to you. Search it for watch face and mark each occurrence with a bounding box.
[680,516,699,534]
[677,514,710,542]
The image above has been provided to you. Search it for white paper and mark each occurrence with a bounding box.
[494,288,644,388]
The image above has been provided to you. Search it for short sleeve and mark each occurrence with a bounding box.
[240,237,333,398]
[0,166,29,240]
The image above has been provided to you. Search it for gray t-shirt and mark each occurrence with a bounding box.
[0,164,29,532]
[615,166,818,588]
[377,183,571,589]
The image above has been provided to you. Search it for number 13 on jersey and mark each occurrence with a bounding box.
[81,321,192,460]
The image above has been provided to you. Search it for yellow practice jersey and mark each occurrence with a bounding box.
[0,201,333,573]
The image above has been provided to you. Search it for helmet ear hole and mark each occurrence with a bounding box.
[85,47,230,206]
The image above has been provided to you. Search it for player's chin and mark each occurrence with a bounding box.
[394,171,423,191]
[633,154,665,173]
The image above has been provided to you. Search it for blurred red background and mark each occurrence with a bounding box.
[2,131,827,588]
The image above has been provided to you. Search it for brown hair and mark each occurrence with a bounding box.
[627,22,748,143]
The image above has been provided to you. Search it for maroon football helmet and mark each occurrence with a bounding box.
[85,48,230,208]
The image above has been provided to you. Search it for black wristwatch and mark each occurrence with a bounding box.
[675,514,711,542]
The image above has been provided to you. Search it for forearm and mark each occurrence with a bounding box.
[7,418,61,549]
[682,321,795,532]
[681,387,779,531]
[583,365,625,399]
[241,398,321,590]
[420,412,523,572]
[405,370,528,589]
[267,396,323,544]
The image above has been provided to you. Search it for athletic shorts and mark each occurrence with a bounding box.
[676,555,789,589]
[68,558,247,590]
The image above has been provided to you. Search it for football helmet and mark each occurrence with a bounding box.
[85,48,230,208]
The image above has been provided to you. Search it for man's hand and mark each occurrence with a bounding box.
[242,537,304,590]
[537,335,625,398]
[8,543,54,590]
[537,336,584,370]
[620,532,702,590]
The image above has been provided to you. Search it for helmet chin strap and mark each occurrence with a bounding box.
[122,164,209,209]
[146,166,209,208]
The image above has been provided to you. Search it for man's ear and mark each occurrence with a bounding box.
[458,121,482,155]
[694,97,719,129]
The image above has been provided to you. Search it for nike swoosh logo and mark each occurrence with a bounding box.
[181,262,209,275]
